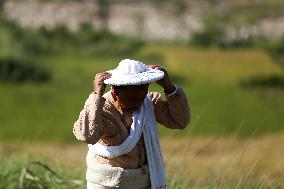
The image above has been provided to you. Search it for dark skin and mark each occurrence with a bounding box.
[93,65,175,113]
[113,84,149,112]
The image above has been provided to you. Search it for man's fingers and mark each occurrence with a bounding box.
[148,65,160,69]
[152,92,160,101]
[148,92,153,99]
[148,65,166,72]
[150,92,161,104]
[96,72,112,80]
[102,72,111,75]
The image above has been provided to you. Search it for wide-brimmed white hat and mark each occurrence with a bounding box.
[104,59,164,86]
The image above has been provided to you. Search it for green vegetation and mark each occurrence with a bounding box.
[147,46,284,137]
[0,57,51,82]
[0,11,283,141]
[188,1,284,51]
[1,44,284,142]
[0,18,143,84]
[0,155,85,189]
[0,18,144,58]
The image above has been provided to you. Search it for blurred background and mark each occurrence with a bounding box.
[1,0,284,188]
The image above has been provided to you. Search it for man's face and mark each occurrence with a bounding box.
[116,84,149,113]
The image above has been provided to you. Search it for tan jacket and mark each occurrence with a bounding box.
[73,87,190,169]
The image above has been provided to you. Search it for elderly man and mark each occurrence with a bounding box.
[73,59,190,189]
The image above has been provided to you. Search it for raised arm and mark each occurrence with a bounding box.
[73,72,111,144]
[147,65,190,129]
[149,88,190,129]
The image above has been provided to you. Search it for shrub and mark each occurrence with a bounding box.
[0,18,50,57]
[190,26,224,48]
[266,37,284,68]
[0,58,51,83]
[0,18,144,58]
[74,23,144,56]
[240,75,284,88]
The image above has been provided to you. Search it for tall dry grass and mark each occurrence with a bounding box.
[163,134,284,188]
[1,134,284,188]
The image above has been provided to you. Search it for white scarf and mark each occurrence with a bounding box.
[88,96,167,189]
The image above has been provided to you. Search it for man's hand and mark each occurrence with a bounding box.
[148,65,175,94]
[93,72,112,95]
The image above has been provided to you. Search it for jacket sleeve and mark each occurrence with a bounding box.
[150,87,191,129]
[73,92,105,144]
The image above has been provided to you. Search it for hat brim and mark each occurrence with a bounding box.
[104,69,164,86]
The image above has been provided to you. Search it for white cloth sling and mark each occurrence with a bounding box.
[88,96,167,189]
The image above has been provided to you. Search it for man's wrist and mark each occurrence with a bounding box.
[163,84,176,94]
[165,85,179,97]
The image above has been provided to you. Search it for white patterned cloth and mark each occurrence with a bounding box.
[88,96,167,189]
[86,159,150,188]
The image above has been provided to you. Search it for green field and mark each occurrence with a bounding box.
[0,44,284,142]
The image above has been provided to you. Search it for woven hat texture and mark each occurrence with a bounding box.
[104,59,164,86]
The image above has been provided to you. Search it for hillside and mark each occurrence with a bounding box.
[3,0,284,41]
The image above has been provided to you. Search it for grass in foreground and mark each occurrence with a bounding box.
[1,134,284,189]
[0,156,85,189]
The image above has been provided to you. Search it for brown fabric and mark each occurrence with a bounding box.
[73,88,190,169]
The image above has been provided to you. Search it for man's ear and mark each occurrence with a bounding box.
[111,87,118,101]
[111,86,119,95]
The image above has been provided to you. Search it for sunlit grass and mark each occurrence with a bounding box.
[0,154,85,189]
[1,134,284,188]
[163,135,284,188]
[141,45,283,83]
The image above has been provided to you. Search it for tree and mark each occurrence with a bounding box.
[97,0,110,30]
[0,0,5,16]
